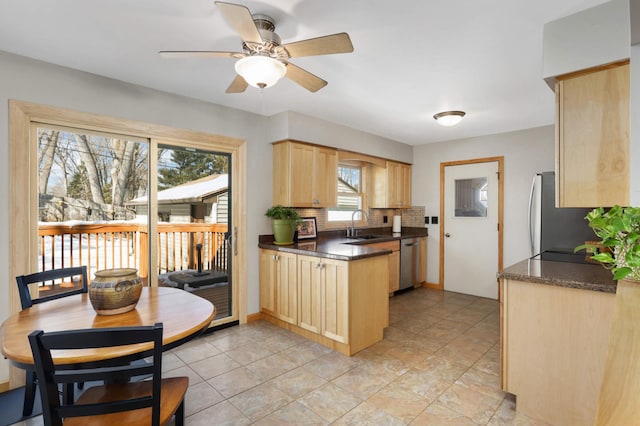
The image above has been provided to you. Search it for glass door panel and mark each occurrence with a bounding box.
[36,126,149,291]
[155,145,232,322]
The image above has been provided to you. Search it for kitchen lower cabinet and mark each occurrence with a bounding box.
[318,259,349,344]
[358,240,400,294]
[259,249,297,325]
[501,278,615,426]
[260,249,388,355]
[297,255,322,334]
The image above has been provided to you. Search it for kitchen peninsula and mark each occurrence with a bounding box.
[258,228,427,356]
[498,257,616,426]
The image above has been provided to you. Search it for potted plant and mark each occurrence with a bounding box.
[265,205,301,245]
[576,205,640,281]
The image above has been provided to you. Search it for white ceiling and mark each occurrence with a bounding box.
[0,0,611,145]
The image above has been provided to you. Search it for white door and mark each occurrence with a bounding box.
[443,161,499,299]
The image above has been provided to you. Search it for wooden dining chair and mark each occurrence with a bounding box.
[15,266,89,417]
[28,322,188,426]
[16,266,88,310]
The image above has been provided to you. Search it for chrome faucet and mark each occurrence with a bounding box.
[348,209,369,237]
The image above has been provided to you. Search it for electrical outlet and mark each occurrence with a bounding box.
[383,215,388,223]
[431,216,439,225]
[424,216,429,224]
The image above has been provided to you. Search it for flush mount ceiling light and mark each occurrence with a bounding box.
[433,111,466,126]
[234,55,287,89]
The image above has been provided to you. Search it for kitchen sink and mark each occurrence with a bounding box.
[348,235,386,240]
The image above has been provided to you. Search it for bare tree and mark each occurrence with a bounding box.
[110,139,137,206]
[74,134,105,204]
[37,130,59,194]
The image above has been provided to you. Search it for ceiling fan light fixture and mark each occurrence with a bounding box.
[234,56,286,89]
[433,110,466,126]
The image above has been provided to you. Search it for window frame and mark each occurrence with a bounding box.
[327,162,369,227]
[8,100,247,328]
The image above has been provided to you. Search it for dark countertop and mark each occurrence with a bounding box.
[258,227,428,261]
[498,257,617,293]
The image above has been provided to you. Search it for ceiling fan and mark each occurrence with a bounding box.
[159,1,354,93]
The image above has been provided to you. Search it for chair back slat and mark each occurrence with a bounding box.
[16,266,88,310]
[29,322,164,426]
[54,363,155,384]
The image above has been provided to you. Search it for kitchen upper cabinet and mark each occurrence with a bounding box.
[259,249,297,325]
[370,161,412,208]
[272,140,338,208]
[555,62,630,207]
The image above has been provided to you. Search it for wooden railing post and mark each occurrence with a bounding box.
[139,229,148,280]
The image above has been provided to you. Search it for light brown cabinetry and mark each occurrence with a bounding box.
[359,240,400,294]
[555,62,630,207]
[297,255,349,344]
[297,255,322,334]
[370,161,412,208]
[501,278,615,425]
[259,249,297,325]
[259,248,388,355]
[272,140,338,207]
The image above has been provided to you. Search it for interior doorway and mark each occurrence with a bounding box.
[440,157,503,300]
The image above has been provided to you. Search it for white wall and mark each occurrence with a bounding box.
[412,126,556,284]
[0,50,414,383]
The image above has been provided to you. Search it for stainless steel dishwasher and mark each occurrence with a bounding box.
[400,237,421,290]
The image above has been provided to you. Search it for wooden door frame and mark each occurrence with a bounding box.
[432,156,504,293]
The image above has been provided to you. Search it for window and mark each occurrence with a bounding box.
[328,164,364,221]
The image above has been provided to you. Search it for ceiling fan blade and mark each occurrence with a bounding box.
[283,33,354,58]
[285,63,327,92]
[215,1,263,44]
[159,51,244,59]
[226,75,249,93]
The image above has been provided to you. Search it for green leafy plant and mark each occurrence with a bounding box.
[265,205,301,221]
[575,206,640,281]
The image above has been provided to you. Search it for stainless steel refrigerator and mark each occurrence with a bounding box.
[528,172,596,262]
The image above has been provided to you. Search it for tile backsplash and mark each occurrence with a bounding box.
[293,206,426,232]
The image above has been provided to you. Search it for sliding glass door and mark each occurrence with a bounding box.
[34,125,236,325]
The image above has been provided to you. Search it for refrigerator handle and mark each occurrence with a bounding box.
[528,174,537,257]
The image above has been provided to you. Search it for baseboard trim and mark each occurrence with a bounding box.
[422,282,443,290]
[246,312,262,323]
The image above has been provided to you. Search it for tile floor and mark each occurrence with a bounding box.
[16,287,550,425]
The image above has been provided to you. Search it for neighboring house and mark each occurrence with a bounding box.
[126,174,228,224]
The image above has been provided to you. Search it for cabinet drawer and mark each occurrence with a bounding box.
[362,240,399,251]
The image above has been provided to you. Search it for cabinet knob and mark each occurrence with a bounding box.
[445,233,451,238]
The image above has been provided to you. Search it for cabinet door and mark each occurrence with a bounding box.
[289,143,316,207]
[314,147,337,207]
[388,251,400,293]
[259,250,277,314]
[298,255,322,334]
[399,163,412,208]
[321,258,349,344]
[556,63,629,207]
[275,252,298,325]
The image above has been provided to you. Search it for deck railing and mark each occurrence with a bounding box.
[38,222,229,281]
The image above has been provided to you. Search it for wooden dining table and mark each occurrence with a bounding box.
[1,286,215,368]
